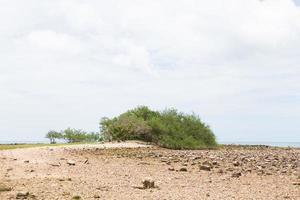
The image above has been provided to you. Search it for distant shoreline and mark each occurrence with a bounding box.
[220,141,300,148]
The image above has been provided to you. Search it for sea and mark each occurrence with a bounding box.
[220,141,300,148]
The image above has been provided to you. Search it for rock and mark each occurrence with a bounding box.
[266,171,272,175]
[179,167,188,172]
[0,184,12,192]
[168,167,175,171]
[202,161,212,167]
[94,194,101,198]
[226,168,234,172]
[67,160,76,166]
[50,162,61,167]
[292,182,300,186]
[72,195,82,200]
[142,178,155,189]
[233,161,240,166]
[6,168,13,172]
[199,165,211,171]
[24,160,29,163]
[232,172,242,178]
[212,161,218,165]
[16,191,29,199]
[138,162,150,165]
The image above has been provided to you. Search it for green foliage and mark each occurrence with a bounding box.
[100,114,151,141]
[99,106,217,149]
[46,130,63,144]
[45,128,102,144]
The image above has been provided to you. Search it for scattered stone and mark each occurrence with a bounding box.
[168,167,175,171]
[96,186,109,191]
[49,162,61,167]
[16,191,29,199]
[292,182,300,186]
[226,168,234,172]
[67,160,76,166]
[62,192,70,196]
[202,161,212,167]
[179,167,188,172]
[232,172,242,178]
[212,161,218,165]
[199,165,211,171]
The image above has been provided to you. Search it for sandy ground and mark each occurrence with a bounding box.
[0,141,299,200]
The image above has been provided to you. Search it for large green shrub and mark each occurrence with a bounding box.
[148,109,216,149]
[100,114,152,141]
[99,106,217,149]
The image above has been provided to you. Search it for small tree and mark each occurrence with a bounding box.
[46,130,62,144]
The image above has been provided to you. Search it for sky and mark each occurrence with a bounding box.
[0,0,300,143]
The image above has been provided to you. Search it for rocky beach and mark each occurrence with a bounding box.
[0,142,299,199]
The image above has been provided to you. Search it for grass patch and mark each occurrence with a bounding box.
[0,142,97,150]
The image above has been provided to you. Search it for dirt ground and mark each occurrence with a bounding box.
[0,142,299,200]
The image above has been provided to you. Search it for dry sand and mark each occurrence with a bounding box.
[0,141,299,200]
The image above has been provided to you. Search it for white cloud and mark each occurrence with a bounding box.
[0,0,300,142]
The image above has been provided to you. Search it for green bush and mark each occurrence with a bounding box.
[100,114,151,141]
[99,106,217,149]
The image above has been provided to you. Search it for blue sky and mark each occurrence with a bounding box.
[0,0,300,142]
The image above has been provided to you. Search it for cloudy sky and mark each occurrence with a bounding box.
[1,0,300,143]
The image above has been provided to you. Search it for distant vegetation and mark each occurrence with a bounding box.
[45,106,217,149]
[46,128,102,144]
[100,106,217,149]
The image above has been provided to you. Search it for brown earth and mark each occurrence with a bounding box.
[0,142,299,200]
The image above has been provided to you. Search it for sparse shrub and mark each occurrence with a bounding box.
[45,128,102,144]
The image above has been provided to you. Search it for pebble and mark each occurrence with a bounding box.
[16,191,29,199]
[179,167,188,172]
[232,172,242,178]
[67,160,76,166]
[199,165,211,171]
